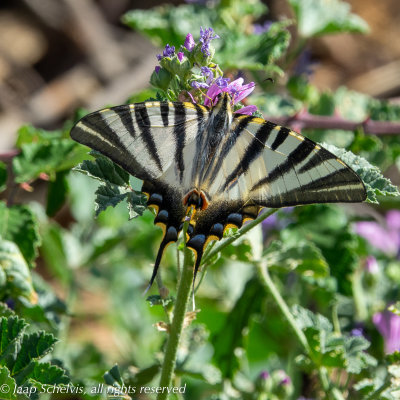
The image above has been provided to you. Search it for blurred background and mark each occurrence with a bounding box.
[1,0,400,152]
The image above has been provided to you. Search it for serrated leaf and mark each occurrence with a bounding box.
[94,184,129,217]
[0,202,41,268]
[264,240,329,278]
[0,316,27,364]
[289,0,369,38]
[11,331,57,379]
[0,303,14,317]
[126,191,147,220]
[0,162,7,193]
[321,143,400,204]
[27,361,69,385]
[74,156,129,186]
[0,240,37,304]
[0,366,17,400]
[343,335,376,373]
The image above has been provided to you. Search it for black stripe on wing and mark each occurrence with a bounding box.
[251,137,317,190]
[205,115,256,183]
[134,103,163,172]
[222,120,276,190]
[173,103,187,183]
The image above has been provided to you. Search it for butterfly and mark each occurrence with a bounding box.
[70,92,366,289]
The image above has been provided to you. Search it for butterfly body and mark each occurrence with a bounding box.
[71,93,366,287]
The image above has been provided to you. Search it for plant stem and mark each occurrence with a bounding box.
[157,225,194,400]
[257,261,345,400]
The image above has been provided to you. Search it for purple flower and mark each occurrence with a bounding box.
[215,76,230,89]
[351,328,364,337]
[157,44,175,61]
[204,77,255,107]
[355,210,400,257]
[373,309,400,354]
[259,371,270,380]
[365,255,379,274]
[154,66,161,74]
[253,21,272,35]
[199,27,219,56]
[201,66,214,84]
[191,81,209,89]
[177,52,184,62]
[280,376,291,386]
[184,33,196,51]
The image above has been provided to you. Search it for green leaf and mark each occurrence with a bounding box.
[0,240,37,304]
[0,316,28,364]
[292,305,375,373]
[0,315,69,399]
[94,184,146,219]
[321,143,400,203]
[0,202,41,268]
[0,303,14,317]
[289,0,369,38]
[13,141,75,183]
[0,162,7,193]
[46,171,69,217]
[212,277,265,378]
[75,154,147,219]
[11,331,57,378]
[264,240,329,278]
[74,155,129,186]
[0,366,17,400]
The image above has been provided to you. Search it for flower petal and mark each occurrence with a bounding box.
[234,105,257,115]
[205,83,221,106]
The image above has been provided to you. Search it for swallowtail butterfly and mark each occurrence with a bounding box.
[71,93,366,289]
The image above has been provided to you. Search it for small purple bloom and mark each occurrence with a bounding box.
[184,33,196,52]
[365,255,379,274]
[280,376,291,386]
[351,328,364,337]
[163,44,175,58]
[253,21,272,35]
[177,52,184,62]
[199,27,219,56]
[155,66,161,74]
[191,81,209,89]
[215,76,230,89]
[387,210,400,231]
[373,309,400,354]
[201,66,214,84]
[259,370,269,380]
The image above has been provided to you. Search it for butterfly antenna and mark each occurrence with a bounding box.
[143,241,166,295]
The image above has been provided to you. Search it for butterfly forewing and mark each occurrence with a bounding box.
[71,101,210,188]
[206,115,366,207]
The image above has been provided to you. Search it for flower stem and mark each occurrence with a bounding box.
[257,261,345,400]
[157,224,193,400]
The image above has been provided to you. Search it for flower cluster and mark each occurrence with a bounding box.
[150,27,257,115]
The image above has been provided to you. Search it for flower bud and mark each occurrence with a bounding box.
[150,67,172,91]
